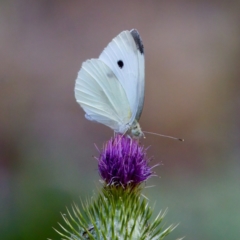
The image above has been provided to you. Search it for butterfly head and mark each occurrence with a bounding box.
[129,120,144,139]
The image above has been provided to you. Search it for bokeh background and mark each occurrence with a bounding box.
[1,1,240,239]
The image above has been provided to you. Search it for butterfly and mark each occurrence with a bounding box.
[74,29,145,138]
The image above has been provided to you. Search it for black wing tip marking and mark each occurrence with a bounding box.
[130,29,144,55]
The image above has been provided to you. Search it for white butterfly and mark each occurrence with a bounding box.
[74,29,145,138]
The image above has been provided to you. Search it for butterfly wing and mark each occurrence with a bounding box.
[99,29,145,123]
[75,59,132,133]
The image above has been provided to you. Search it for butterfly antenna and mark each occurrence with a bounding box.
[143,131,184,142]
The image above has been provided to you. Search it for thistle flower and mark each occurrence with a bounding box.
[98,135,153,188]
[54,136,179,239]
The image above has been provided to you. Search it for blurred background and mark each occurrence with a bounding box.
[0,1,240,239]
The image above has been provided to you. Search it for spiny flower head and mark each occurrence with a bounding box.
[97,135,153,188]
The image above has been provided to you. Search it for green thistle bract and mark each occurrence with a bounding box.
[55,186,177,240]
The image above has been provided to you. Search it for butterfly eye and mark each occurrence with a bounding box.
[117,60,124,69]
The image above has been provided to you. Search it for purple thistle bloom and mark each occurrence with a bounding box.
[97,135,153,188]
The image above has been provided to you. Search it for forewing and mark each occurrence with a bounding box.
[130,29,145,121]
[75,59,132,133]
[99,29,145,122]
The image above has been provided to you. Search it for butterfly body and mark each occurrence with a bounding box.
[75,29,145,138]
